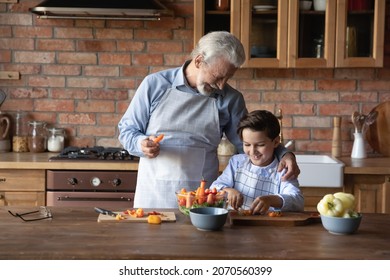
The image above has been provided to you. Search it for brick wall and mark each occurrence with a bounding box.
[0,0,389,156]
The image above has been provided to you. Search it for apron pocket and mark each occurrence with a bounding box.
[153,146,205,181]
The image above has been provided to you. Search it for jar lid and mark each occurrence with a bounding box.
[28,121,46,127]
[47,127,64,132]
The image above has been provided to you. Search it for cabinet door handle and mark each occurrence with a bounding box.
[0,193,4,206]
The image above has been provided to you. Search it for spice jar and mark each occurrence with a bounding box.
[217,133,236,156]
[28,121,47,153]
[47,127,65,152]
[313,35,324,58]
[12,111,29,152]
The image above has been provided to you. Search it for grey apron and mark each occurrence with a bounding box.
[234,158,282,210]
[134,88,221,208]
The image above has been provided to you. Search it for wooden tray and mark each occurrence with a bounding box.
[366,101,390,156]
[97,212,176,223]
[229,211,321,226]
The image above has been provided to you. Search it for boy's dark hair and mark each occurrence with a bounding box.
[237,110,280,140]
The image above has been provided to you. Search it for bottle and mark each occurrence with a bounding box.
[214,0,230,11]
[47,127,65,152]
[331,116,341,157]
[12,111,29,152]
[217,133,236,156]
[28,121,47,153]
[313,35,324,58]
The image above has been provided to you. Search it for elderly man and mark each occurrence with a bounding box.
[118,31,299,208]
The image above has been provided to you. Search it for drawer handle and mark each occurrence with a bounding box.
[57,196,132,202]
[0,178,6,183]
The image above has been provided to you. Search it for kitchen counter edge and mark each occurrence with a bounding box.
[0,152,389,174]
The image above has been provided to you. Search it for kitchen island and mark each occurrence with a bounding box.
[0,207,389,260]
[1,153,390,212]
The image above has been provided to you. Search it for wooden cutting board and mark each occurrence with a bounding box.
[229,211,321,226]
[366,101,390,156]
[97,212,176,223]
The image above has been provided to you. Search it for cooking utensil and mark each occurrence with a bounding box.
[362,110,378,133]
[365,102,390,156]
[352,111,367,133]
[0,90,6,108]
[351,111,360,132]
[94,207,117,217]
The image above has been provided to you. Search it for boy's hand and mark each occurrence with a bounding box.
[224,188,243,210]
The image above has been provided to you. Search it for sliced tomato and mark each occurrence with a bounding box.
[268,211,282,217]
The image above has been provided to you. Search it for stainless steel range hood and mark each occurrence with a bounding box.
[30,0,174,21]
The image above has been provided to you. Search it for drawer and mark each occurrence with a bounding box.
[0,170,45,191]
[0,191,45,206]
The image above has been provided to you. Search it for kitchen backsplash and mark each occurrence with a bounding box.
[0,0,389,156]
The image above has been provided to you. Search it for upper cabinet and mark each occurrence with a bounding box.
[194,0,386,68]
[194,0,241,45]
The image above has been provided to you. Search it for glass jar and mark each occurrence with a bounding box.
[313,36,324,58]
[28,121,47,153]
[12,111,29,152]
[47,127,65,152]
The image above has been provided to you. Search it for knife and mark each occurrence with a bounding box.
[94,207,117,217]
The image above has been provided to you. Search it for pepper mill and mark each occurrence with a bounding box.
[331,116,341,157]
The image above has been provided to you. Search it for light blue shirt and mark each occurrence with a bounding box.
[118,61,248,157]
[211,154,304,211]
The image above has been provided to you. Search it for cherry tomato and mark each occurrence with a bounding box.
[179,198,186,206]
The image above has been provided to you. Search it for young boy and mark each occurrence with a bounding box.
[211,110,304,214]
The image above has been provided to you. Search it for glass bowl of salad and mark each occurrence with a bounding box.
[175,187,227,216]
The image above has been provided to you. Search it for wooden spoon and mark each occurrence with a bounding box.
[351,111,360,133]
[362,110,378,133]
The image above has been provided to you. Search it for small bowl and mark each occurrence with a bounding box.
[300,1,312,11]
[189,207,229,231]
[320,214,362,235]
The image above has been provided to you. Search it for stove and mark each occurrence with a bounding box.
[47,146,138,208]
[49,146,138,161]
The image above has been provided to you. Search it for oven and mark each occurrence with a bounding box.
[47,146,138,208]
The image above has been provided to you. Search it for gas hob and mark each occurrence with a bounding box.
[48,146,139,161]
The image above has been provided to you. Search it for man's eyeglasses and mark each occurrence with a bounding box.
[8,206,53,222]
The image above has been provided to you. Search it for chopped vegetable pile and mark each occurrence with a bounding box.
[176,179,227,216]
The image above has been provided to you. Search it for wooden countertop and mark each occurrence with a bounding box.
[0,152,223,172]
[0,152,139,171]
[0,207,389,260]
[0,152,389,175]
[339,157,390,174]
